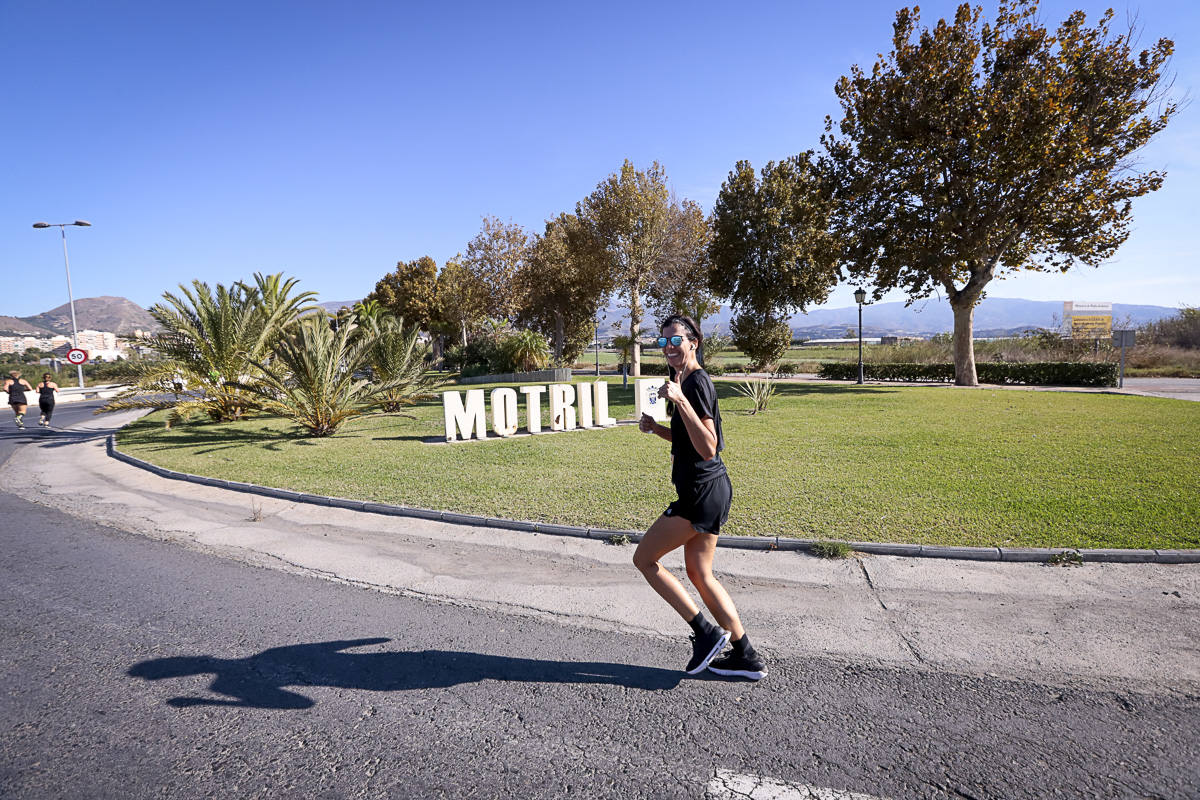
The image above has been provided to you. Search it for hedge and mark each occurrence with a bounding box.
[817,361,1117,387]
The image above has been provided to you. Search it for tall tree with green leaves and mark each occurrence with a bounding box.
[824,0,1177,385]
[646,198,719,325]
[463,216,529,323]
[577,159,677,377]
[436,255,487,347]
[517,213,614,365]
[710,155,840,315]
[366,256,440,333]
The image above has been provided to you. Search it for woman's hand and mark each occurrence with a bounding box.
[638,412,656,433]
[658,375,684,405]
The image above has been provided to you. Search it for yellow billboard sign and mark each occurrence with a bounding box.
[1070,315,1112,339]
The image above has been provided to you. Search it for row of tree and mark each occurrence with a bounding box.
[368,0,1177,385]
[366,160,714,377]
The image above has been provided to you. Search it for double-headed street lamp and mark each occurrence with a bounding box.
[32,220,91,389]
[854,287,869,385]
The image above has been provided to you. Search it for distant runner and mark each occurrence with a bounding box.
[37,373,59,428]
[633,314,767,681]
[4,370,34,429]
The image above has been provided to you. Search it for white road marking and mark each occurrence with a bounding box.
[706,769,891,800]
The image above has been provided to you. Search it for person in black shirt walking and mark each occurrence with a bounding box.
[633,314,766,680]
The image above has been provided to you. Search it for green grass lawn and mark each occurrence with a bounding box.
[116,379,1200,550]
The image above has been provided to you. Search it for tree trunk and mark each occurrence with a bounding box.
[630,291,642,378]
[554,311,564,366]
[461,321,468,348]
[950,297,978,386]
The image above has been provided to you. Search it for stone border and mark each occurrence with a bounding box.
[106,435,1199,564]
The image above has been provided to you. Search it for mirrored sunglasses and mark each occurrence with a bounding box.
[657,335,685,347]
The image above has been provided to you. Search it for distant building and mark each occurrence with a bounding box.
[799,337,882,346]
[75,329,118,352]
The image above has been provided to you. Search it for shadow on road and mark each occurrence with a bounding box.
[0,426,114,448]
[128,637,682,708]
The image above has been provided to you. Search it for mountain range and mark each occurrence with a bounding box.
[600,297,1179,339]
[2,297,159,337]
[2,295,1181,339]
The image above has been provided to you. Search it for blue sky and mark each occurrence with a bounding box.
[3,0,1197,317]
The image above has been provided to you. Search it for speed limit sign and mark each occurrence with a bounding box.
[66,348,89,365]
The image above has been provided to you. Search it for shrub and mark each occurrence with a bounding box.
[1139,307,1200,349]
[731,308,792,370]
[500,329,550,373]
[636,359,670,376]
[773,361,798,376]
[734,379,777,414]
[818,361,1117,386]
[811,540,852,559]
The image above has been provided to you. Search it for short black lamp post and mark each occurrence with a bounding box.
[854,287,868,384]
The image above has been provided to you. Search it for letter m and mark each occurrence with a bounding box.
[443,389,486,441]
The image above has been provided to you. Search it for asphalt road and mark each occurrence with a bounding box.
[2,404,1198,799]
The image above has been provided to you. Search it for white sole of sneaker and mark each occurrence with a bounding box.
[707,666,767,680]
[685,630,731,675]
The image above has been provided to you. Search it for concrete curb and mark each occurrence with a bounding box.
[105,435,1200,565]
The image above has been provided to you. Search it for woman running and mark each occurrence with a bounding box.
[633,314,766,680]
[4,370,34,429]
[37,373,59,427]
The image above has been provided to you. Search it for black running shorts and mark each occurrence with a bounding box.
[665,473,732,535]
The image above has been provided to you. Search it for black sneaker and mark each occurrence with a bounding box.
[707,649,767,680]
[685,627,730,674]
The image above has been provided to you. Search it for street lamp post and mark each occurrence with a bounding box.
[854,287,868,385]
[32,220,91,389]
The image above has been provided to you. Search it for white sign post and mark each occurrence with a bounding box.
[635,378,668,423]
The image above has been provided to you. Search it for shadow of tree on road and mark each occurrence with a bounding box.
[128,637,682,708]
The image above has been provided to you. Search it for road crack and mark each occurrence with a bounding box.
[857,558,927,666]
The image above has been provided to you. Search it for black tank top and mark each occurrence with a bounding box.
[39,383,56,401]
[6,379,27,404]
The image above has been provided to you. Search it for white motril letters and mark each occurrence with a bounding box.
[490,388,519,436]
[443,380,618,442]
[443,388,487,442]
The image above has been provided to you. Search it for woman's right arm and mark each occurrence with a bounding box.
[639,413,672,442]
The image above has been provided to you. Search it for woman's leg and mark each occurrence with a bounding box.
[632,514,702,621]
[11,403,26,427]
[684,534,746,641]
[40,400,53,424]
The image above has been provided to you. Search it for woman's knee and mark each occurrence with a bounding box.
[632,547,658,574]
[684,556,712,585]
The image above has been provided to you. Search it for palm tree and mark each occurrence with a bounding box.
[237,314,444,436]
[503,329,551,373]
[612,334,635,369]
[100,274,315,423]
[236,316,373,436]
[362,314,444,413]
